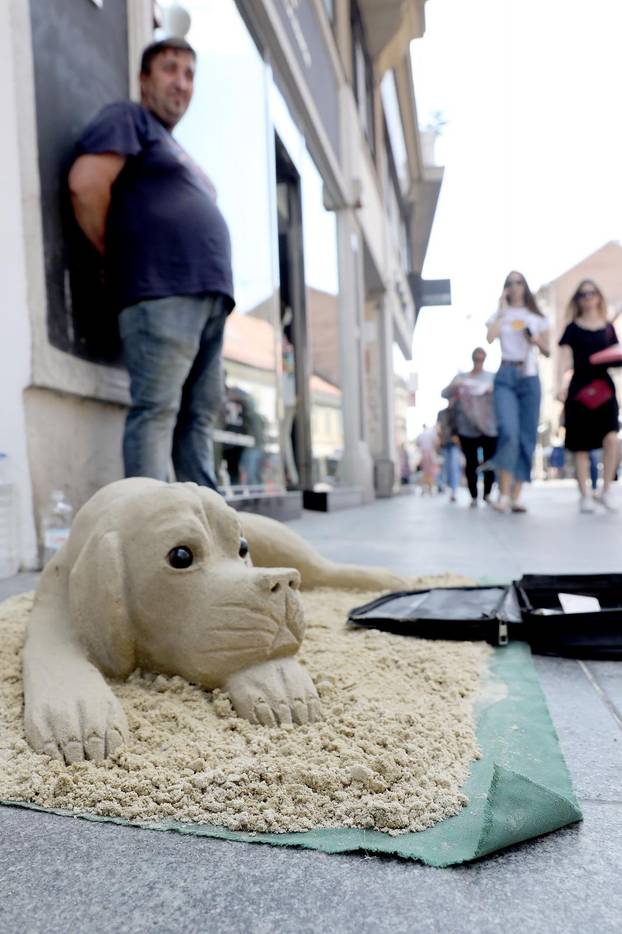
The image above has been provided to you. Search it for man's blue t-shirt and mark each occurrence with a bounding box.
[76,101,235,312]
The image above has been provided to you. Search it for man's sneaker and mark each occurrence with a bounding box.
[580,495,596,513]
[469,498,478,509]
[595,490,618,512]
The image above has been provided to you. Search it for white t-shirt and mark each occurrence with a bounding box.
[417,426,437,452]
[486,306,549,377]
[458,370,495,396]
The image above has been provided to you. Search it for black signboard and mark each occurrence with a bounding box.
[29,0,129,364]
[409,273,452,313]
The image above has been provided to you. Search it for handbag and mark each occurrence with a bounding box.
[573,379,614,410]
[458,391,497,437]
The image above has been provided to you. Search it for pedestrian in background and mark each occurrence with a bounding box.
[442,347,497,508]
[69,38,234,489]
[436,407,461,502]
[558,280,619,512]
[486,271,550,513]
[416,424,439,495]
[398,443,412,486]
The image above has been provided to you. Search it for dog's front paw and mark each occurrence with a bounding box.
[224,657,321,726]
[24,665,129,764]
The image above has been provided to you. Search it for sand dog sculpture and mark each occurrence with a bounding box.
[23,478,410,764]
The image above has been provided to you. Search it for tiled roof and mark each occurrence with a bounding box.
[224,313,276,370]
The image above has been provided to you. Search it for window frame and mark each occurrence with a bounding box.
[350,0,376,157]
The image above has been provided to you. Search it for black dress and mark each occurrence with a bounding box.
[559,321,619,451]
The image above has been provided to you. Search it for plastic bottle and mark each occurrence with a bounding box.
[42,489,74,566]
[0,454,20,579]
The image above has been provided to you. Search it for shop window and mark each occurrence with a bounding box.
[383,122,412,277]
[270,81,343,489]
[176,0,284,493]
[380,70,409,194]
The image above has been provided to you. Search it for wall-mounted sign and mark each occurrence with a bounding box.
[408,273,452,313]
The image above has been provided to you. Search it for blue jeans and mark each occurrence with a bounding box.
[119,293,227,489]
[442,443,461,494]
[491,364,541,482]
[240,445,264,485]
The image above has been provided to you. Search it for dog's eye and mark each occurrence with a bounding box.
[167,546,194,569]
[239,537,249,559]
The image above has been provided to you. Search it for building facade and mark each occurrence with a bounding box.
[2,0,441,568]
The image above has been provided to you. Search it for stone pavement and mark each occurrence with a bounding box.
[1,482,621,934]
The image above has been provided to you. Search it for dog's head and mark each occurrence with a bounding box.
[66,479,304,687]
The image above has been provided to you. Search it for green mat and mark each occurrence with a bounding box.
[3,642,582,866]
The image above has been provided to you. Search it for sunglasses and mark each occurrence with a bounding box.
[505,279,523,287]
[577,289,598,299]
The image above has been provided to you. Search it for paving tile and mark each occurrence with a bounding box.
[533,656,622,801]
[2,482,622,933]
[583,661,622,726]
[1,801,621,934]
[0,571,39,601]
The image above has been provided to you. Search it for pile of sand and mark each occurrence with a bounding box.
[0,578,489,836]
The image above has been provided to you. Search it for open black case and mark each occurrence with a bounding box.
[347,574,622,659]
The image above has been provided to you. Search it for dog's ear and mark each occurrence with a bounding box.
[69,530,135,678]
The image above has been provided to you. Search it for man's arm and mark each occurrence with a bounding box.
[441,375,460,399]
[68,153,126,254]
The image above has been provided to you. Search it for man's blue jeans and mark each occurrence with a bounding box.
[119,293,227,490]
[491,363,541,482]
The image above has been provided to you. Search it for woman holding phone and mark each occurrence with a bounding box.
[558,279,619,512]
[486,271,550,513]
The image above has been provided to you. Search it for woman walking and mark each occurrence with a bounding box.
[415,424,439,495]
[442,347,497,507]
[436,406,462,502]
[558,279,619,512]
[486,271,550,513]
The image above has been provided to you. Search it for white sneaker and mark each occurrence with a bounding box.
[595,490,618,512]
[580,496,595,514]
[491,495,511,514]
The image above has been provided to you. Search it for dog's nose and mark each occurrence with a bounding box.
[258,568,301,594]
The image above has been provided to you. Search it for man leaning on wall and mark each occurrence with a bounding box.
[68,38,235,490]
